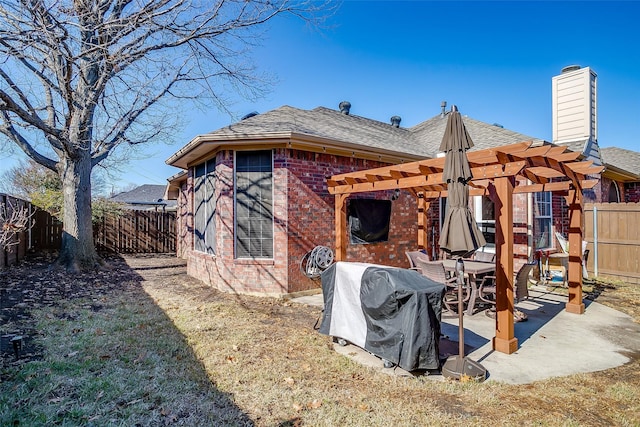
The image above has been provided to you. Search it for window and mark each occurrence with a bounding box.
[235,150,273,258]
[608,182,620,202]
[193,158,216,254]
[473,196,495,252]
[348,199,392,244]
[534,192,552,249]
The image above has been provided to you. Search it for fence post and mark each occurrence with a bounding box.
[593,205,598,277]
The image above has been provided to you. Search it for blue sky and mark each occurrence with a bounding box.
[1,1,639,192]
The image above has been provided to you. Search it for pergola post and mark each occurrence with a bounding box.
[565,189,585,314]
[493,177,517,354]
[335,194,348,262]
[417,196,430,251]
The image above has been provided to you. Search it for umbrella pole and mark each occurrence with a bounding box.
[441,258,487,381]
[457,260,465,357]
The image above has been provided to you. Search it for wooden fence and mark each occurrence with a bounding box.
[94,210,176,253]
[31,209,63,250]
[584,203,640,284]
[0,194,31,268]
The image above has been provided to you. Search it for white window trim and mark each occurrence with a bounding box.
[474,196,495,253]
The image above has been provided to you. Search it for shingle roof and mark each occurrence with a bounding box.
[410,114,544,156]
[169,103,639,180]
[188,105,543,159]
[111,184,176,208]
[600,147,640,177]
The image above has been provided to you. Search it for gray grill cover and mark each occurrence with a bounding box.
[319,262,445,371]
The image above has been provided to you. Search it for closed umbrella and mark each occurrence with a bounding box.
[438,105,486,257]
[438,105,487,381]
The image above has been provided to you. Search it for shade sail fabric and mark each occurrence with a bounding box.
[438,107,486,256]
[318,262,446,371]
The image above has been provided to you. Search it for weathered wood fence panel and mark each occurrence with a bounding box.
[0,194,32,268]
[94,211,176,253]
[584,203,640,284]
[3,195,176,265]
[31,209,63,250]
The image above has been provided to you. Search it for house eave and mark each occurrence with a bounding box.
[165,170,188,200]
[602,164,640,182]
[165,131,426,170]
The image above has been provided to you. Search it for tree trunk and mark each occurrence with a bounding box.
[56,151,100,271]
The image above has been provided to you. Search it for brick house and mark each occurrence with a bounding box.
[165,66,638,296]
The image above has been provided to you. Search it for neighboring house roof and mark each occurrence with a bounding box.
[166,104,544,169]
[600,147,640,181]
[111,184,177,209]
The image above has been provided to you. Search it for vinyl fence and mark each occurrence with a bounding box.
[584,203,640,284]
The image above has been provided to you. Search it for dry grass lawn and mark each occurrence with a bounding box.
[1,254,639,426]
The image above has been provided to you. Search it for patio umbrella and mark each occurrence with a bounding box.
[438,105,487,381]
[438,105,486,257]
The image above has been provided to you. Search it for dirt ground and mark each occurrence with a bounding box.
[0,252,318,375]
[2,252,639,426]
[1,252,637,372]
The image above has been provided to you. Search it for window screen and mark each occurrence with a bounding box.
[235,151,273,258]
[193,158,216,254]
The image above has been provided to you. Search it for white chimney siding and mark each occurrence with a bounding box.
[552,66,601,165]
[552,66,597,143]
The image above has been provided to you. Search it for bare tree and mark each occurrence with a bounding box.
[0,0,328,271]
[0,197,33,251]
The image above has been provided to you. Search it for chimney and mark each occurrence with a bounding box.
[339,101,351,115]
[552,65,597,143]
[390,116,401,128]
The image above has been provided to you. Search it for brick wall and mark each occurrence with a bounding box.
[513,190,529,263]
[284,149,419,293]
[175,146,619,295]
[175,147,424,295]
[175,173,192,259]
[625,182,640,202]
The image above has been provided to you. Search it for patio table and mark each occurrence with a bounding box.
[442,259,495,315]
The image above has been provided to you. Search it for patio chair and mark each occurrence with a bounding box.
[582,249,590,279]
[478,261,536,319]
[414,259,469,312]
[474,251,495,263]
[405,250,429,273]
[555,232,590,279]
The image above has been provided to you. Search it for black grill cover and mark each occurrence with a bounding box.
[319,262,445,371]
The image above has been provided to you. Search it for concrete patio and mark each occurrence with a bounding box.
[292,286,640,384]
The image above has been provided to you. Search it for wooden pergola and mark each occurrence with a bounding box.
[327,141,603,354]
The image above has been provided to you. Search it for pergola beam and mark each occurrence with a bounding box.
[328,141,602,355]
